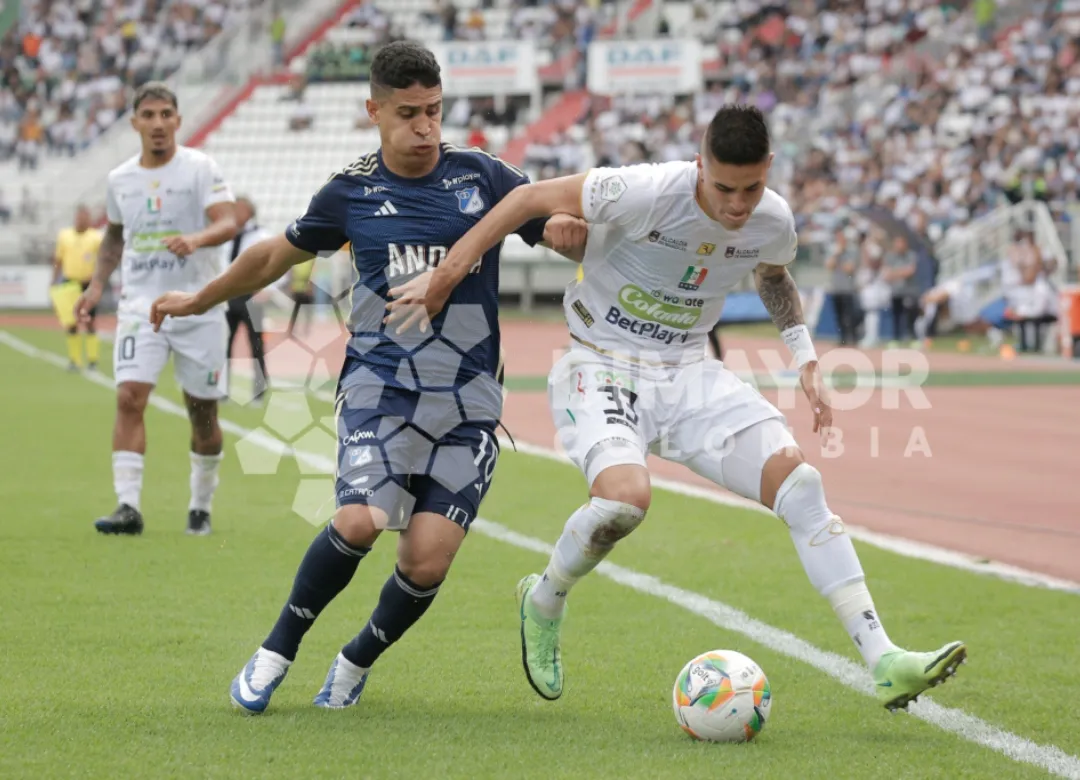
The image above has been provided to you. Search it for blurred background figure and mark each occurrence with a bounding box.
[226,196,272,404]
[824,226,860,347]
[51,204,102,371]
[883,235,921,349]
[1005,229,1060,353]
[857,235,890,350]
[286,257,316,340]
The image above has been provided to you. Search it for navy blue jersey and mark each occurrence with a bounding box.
[285,143,545,395]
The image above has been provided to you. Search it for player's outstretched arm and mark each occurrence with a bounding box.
[150,234,313,330]
[430,174,588,304]
[163,202,239,257]
[754,262,833,436]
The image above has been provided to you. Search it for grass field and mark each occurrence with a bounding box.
[2,325,1078,780]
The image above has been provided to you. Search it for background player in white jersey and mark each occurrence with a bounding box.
[74,82,239,537]
[391,105,966,713]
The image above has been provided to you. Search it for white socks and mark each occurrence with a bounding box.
[773,463,897,669]
[190,452,224,512]
[772,463,865,597]
[530,498,647,619]
[828,581,899,669]
[112,451,223,516]
[113,451,144,511]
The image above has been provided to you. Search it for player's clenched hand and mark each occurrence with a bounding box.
[799,361,834,441]
[74,283,103,326]
[543,213,588,253]
[163,234,200,257]
[150,291,200,332]
[384,270,443,335]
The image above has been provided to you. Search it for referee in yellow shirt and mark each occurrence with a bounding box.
[53,205,104,370]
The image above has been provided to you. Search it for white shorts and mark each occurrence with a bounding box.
[549,346,796,502]
[113,313,229,400]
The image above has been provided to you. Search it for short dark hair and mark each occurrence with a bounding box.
[370,41,441,100]
[133,81,178,111]
[705,104,770,165]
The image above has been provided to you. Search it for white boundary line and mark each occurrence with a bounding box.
[476,519,1080,780]
[9,327,1080,595]
[243,363,1080,595]
[296,378,1080,595]
[503,439,1080,596]
[3,328,1078,778]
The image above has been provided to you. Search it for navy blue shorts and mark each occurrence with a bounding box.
[333,381,500,532]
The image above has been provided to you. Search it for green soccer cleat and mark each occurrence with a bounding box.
[874,641,967,712]
[516,573,565,701]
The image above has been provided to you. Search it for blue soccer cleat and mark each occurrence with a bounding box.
[313,653,370,709]
[230,647,292,715]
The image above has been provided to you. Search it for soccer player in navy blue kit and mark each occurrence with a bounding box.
[151,41,586,713]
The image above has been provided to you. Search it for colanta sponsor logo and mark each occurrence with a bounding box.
[616,284,702,329]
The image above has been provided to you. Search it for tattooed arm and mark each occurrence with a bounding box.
[91,223,124,289]
[753,262,804,332]
[75,223,124,324]
[753,261,833,436]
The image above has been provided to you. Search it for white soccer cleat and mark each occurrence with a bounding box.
[230,647,292,715]
[312,653,370,709]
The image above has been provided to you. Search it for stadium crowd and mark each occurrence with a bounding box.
[520,0,1074,347]
[528,1,1080,244]
[3,0,1072,349]
[0,0,268,169]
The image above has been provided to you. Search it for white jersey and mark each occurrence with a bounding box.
[568,161,797,364]
[105,145,235,323]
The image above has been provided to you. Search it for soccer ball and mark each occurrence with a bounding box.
[672,649,772,742]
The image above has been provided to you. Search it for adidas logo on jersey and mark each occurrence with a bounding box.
[374,201,398,216]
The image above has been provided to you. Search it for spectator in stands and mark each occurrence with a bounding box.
[460,8,486,41]
[438,0,459,42]
[1,0,279,168]
[0,188,11,224]
[17,109,43,170]
[824,226,860,346]
[271,8,286,68]
[883,234,921,347]
[0,117,14,161]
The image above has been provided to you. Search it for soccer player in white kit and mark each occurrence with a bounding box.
[75,82,239,537]
[392,105,966,712]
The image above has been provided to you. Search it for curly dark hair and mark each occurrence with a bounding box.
[370,41,441,99]
[705,104,771,166]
